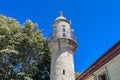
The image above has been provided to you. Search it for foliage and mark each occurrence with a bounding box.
[75,72,81,78]
[0,15,50,80]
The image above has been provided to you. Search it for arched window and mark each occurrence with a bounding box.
[61,25,67,37]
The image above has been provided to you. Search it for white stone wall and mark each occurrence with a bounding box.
[84,54,120,80]
[49,14,76,80]
[50,50,75,80]
[93,54,120,80]
[53,21,71,39]
[106,54,120,80]
[86,75,95,80]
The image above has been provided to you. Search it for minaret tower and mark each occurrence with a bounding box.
[48,12,77,80]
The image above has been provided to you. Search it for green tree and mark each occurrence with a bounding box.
[0,15,19,79]
[0,15,50,80]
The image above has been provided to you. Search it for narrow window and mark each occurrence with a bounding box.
[63,69,65,75]
[62,28,66,32]
[98,72,107,80]
[62,33,66,37]
[61,25,67,38]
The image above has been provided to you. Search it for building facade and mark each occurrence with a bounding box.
[48,12,77,80]
[76,40,120,80]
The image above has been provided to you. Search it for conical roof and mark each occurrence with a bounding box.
[52,11,70,25]
[55,11,67,21]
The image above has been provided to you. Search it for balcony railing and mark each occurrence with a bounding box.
[47,32,76,42]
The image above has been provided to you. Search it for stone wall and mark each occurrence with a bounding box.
[50,51,75,80]
[84,54,120,80]
[106,54,120,80]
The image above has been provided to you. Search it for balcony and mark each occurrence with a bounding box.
[47,32,76,42]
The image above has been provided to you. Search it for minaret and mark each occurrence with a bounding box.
[48,12,77,80]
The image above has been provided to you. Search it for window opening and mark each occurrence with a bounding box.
[62,28,66,32]
[62,33,66,37]
[61,25,67,38]
[98,72,107,80]
[63,69,65,75]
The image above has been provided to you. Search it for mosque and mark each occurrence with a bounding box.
[48,12,120,80]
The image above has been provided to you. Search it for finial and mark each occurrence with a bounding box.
[60,11,63,16]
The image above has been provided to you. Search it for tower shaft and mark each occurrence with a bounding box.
[51,51,74,80]
[48,12,77,80]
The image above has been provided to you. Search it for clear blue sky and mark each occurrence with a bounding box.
[0,0,120,73]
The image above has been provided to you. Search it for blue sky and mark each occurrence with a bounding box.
[0,0,120,72]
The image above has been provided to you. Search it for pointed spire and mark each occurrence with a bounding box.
[60,11,63,16]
